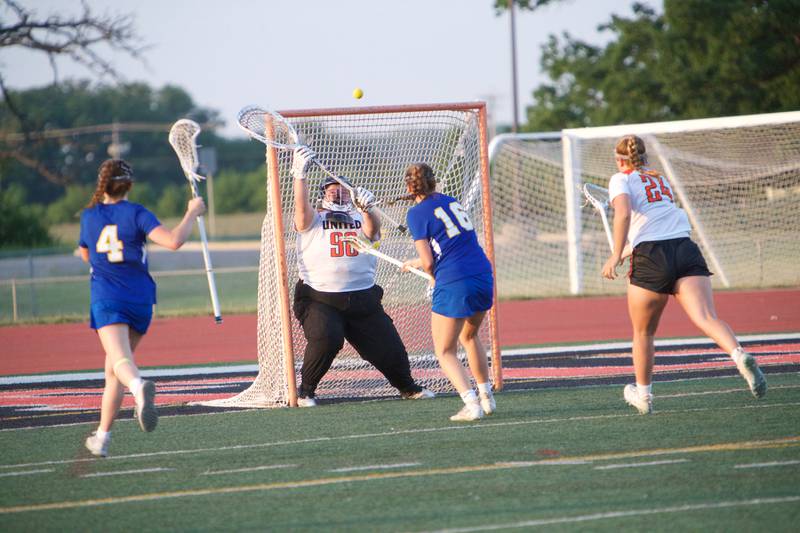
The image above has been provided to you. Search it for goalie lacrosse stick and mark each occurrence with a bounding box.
[581,183,615,252]
[236,105,407,233]
[341,235,433,281]
[168,119,223,324]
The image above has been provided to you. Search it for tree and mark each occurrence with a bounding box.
[0,0,144,185]
[499,0,800,130]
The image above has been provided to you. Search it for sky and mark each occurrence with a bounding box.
[5,0,662,138]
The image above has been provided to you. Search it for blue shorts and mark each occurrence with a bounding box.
[432,272,494,318]
[90,300,153,334]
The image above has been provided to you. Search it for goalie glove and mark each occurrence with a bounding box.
[354,186,378,212]
[291,146,316,180]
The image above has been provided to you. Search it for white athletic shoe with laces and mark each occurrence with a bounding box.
[85,432,110,458]
[732,348,767,398]
[402,388,436,400]
[134,380,158,432]
[450,401,484,422]
[297,396,317,407]
[479,392,496,415]
[623,384,653,415]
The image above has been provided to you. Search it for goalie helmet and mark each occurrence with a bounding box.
[319,176,353,213]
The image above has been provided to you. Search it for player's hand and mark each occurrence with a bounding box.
[187,197,206,217]
[601,254,623,280]
[401,258,420,272]
[354,186,378,212]
[291,146,316,179]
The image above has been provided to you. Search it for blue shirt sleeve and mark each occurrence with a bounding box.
[136,205,161,235]
[78,210,88,248]
[406,205,428,241]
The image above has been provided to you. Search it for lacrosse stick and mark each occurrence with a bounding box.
[168,119,222,324]
[580,183,615,252]
[236,105,407,233]
[341,235,433,281]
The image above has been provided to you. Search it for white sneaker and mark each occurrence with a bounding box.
[479,392,496,415]
[732,348,767,398]
[450,401,484,422]
[623,384,652,415]
[297,396,317,407]
[85,432,109,458]
[402,388,436,400]
[134,380,158,432]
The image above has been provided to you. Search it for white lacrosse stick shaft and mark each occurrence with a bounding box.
[168,119,222,324]
[582,183,615,252]
[342,236,433,281]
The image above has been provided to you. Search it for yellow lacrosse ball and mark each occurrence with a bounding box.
[352,87,363,99]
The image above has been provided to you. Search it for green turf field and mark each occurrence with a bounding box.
[2,374,799,531]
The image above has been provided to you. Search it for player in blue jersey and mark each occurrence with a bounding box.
[79,159,205,457]
[401,163,496,421]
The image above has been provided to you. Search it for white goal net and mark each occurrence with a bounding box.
[205,103,500,408]
[490,111,800,298]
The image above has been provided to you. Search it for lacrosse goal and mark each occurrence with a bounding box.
[204,102,499,408]
[489,111,800,297]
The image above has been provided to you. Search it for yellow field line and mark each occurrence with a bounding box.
[2,436,798,515]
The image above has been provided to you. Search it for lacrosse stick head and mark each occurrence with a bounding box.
[236,105,300,149]
[581,182,610,212]
[168,119,206,183]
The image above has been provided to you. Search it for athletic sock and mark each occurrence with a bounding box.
[460,389,478,404]
[636,383,652,399]
[730,346,745,359]
[477,382,492,395]
[128,377,143,401]
[95,428,110,442]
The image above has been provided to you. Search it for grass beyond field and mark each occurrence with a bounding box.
[1,374,799,531]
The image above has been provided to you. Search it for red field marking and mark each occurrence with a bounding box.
[1,288,798,376]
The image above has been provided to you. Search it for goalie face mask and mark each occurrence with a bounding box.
[320,181,353,213]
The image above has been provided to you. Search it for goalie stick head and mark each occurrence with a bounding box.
[236,105,300,150]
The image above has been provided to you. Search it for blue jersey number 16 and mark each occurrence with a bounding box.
[434,201,474,238]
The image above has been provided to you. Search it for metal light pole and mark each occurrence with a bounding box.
[509,0,520,133]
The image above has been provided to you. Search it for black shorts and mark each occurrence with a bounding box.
[629,237,712,294]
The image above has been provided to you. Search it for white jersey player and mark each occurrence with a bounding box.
[602,135,766,415]
[289,147,434,407]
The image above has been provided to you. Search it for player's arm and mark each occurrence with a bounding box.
[403,239,434,278]
[291,147,316,232]
[148,197,206,250]
[602,193,631,279]
[354,187,380,241]
[79,246,89,263]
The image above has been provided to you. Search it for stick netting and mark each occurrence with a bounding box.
[490,113,800,298]
[205,105,493,407]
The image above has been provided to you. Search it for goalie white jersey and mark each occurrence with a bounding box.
[296,210,378,292]
[608,168,691,248]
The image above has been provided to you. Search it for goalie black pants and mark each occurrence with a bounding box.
[293,280,421,398]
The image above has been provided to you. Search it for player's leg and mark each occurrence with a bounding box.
[297,300,346,402]
[458,310,495,414]
[674,275,766,397]
[625,283,668,413]
[432,312,483,421]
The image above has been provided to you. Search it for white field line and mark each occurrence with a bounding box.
[660,384,800,398]
[328,462,420,473]
[734,460,800,469]
[3,331,798,386]
[422,495,800,533]
[594,459,689,470]
[0,468,53,478]
[80,467,174,478]
[1,442,799,516]
[201,464,297,476]
[2,402,800,470]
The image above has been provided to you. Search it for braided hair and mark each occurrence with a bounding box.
[403,163,437,201]
[87,159,134,208]
[614,135,648,169]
